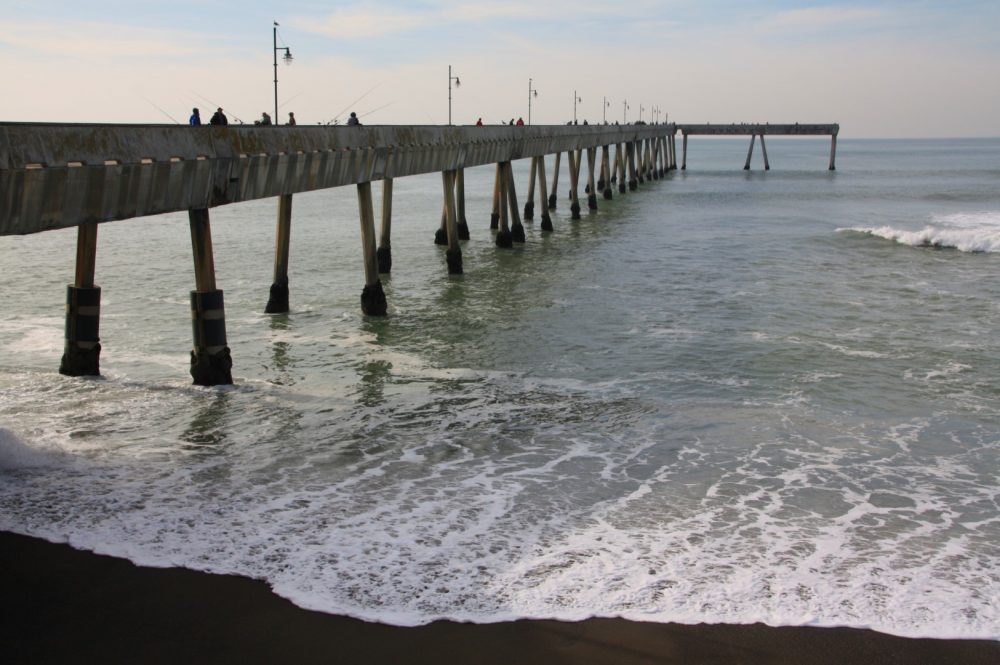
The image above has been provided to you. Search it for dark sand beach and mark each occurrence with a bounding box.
[2,531,997,664]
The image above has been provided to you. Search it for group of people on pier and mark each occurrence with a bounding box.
[188,108,363,127]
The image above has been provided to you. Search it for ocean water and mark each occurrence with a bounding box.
[1,137,999,639]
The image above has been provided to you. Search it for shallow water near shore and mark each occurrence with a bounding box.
[2,137,999,639]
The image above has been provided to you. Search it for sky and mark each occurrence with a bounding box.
[1,1,998,137]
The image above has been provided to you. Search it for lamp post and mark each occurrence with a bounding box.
[448,65,461,125]
[640,104,645,123]
[273,22,293,124]
[603,96,610,124]
[573,90,582,124]
[623,100,629,124]
[528,78,538,125]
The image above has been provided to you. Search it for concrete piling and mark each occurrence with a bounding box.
[548,152,561,210]
[682,133,688,170]
[743,134,756,170]
[760,135,770,171]
[356,182,388,316]
[505,162,525,243]
[59,222,101,377]
[456,168,470,239]
[615,144,626,194]
[496,162,513,248]
[524,157,537,220]
[536,155,553,231]
[586,147,598,211]
[601,145,613,200]
[441,170,463,274]
[627,142,638,191]
[490,164,502,229]
[188,208,233,386]
[567,151,582,220]
[265,193,293,313]
[829,134,838,171]
[377,178,393,273]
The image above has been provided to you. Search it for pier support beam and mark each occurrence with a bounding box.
[681,133,688,170]
[597,146,608,192]
[59,222,101,377]
[744,134,757,170]
[505,162,525,243]
[760,134,770,171]
[567,151,582,219]
[496,162,513,248]
[536,155,553,231]
[602,145,613,200]
[441,170,463,274]
[377,178,393,273]
[524,157,537,220]
[435,203,449,245]
[356,182,388,316]
[615,144,626,194]
[548,152,561,210]
[829,134,838,171]
[188,208,233,386]
[490,165,502,229]
[627,142,638,191]
[265,194,293,313]
[586,147,598,211]
[456,169,470,239]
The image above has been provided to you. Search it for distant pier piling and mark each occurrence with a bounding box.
[536,155,553,231]
[456,168,470,239]
[524,157,537,220]
[601,145,613,200]
[356,183,388,316]
[377,178,393,273]
[59,222,101,377]
[188,208,233,386]
[586,147,598,211]
[548,152,561,210]
[441,170,463,273]
[505,162,525,243]
[265,194,293,313]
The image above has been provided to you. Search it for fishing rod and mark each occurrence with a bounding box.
[190,91,247,124]
[142,96,181,124]
[325,82,383,125]
[358,101,396,121]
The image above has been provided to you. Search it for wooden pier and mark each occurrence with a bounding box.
[0,121,836,385]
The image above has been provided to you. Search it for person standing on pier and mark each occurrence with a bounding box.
[189,108,201,125]
[516,117,524,126]
[259,112,272,126]
[209,108,228,125]
[287,112,296,126]
[347,112,361,126]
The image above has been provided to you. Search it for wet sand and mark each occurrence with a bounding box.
[2,531,997,664]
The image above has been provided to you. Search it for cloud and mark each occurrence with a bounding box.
[289,7,433,39]
[758,6,889,33]
[290,0,679,40]
[0,20,224,59]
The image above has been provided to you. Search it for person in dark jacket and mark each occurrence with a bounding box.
[209,108,228,125]
[347,111,361,126]
[189,108,201,125]
[287,112,296,126]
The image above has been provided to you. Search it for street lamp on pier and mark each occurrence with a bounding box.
[603,96,610,124]
[528,78,538,125]
[448,65,461,125]
[273,22,293,124]
[573,91,582,124]
[623,100,630,124]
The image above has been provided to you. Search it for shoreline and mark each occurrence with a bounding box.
[2,530,997,664]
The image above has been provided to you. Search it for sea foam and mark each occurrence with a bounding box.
[838,211,1000,252]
